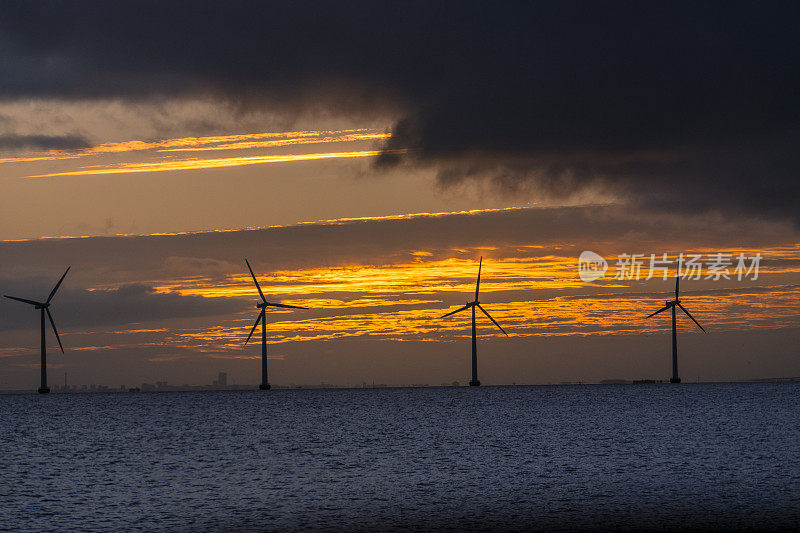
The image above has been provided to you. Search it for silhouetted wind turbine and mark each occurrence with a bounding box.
[645,273,706,383]
[4,267,70,394]
[439,257,508,386]
[244,259,307,390]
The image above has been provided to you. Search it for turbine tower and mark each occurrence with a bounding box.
[4,267,70,394]
[244,259,308,390]
[439,257,508,386]
[645,273,706,383]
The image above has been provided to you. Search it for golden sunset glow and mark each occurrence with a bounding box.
[132,246,800,352]
[0,128,384,164]
[166,285,800,353]
[158,132,390,152]
[28,150,395,178]
[91,129,363,154]
[0,127,394,179]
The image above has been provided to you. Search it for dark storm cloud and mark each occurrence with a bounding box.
[1,1,799,217]
[0,134,90,151]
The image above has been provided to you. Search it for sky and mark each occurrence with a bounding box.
[1,1,799,389]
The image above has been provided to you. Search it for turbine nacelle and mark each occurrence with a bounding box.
[244,258,309,348]
[3,266,71,366]
[646,274,705,333]
[439,256,508,335]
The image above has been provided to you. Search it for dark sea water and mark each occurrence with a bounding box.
[1,383,799,532]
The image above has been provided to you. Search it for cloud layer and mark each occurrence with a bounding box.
[0,134,90,151]
[1,206,799,387]
[0,280,241,331]
[1,2,799,219]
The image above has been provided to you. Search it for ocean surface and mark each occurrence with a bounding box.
[1,383,798,532]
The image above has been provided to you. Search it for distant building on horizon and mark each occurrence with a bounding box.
[212,372,227,387]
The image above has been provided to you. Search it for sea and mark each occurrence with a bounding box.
[1,383,798,532]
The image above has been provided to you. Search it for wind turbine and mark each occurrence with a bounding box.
[4,267,70,394]
[645,273,706,383]
[439,257,508,386]
[244,259,308,390]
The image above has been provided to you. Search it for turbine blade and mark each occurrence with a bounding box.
[675,272,679,299]
[46,266,71,304]
[244,259,267,303]
[244,312,263,346]
[3,295,43,306]
[475,256,482,300]
[268,302,308,310]
[477,304,508,336]
[46,309,64,353]
[441,304,471,319]
[678,303,706,333]
[646,304,671,318]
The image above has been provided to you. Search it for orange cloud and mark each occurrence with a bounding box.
[158,132,390,152]
[147,249,800,352]
[27,149,399,178]
[1,128,384,164]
